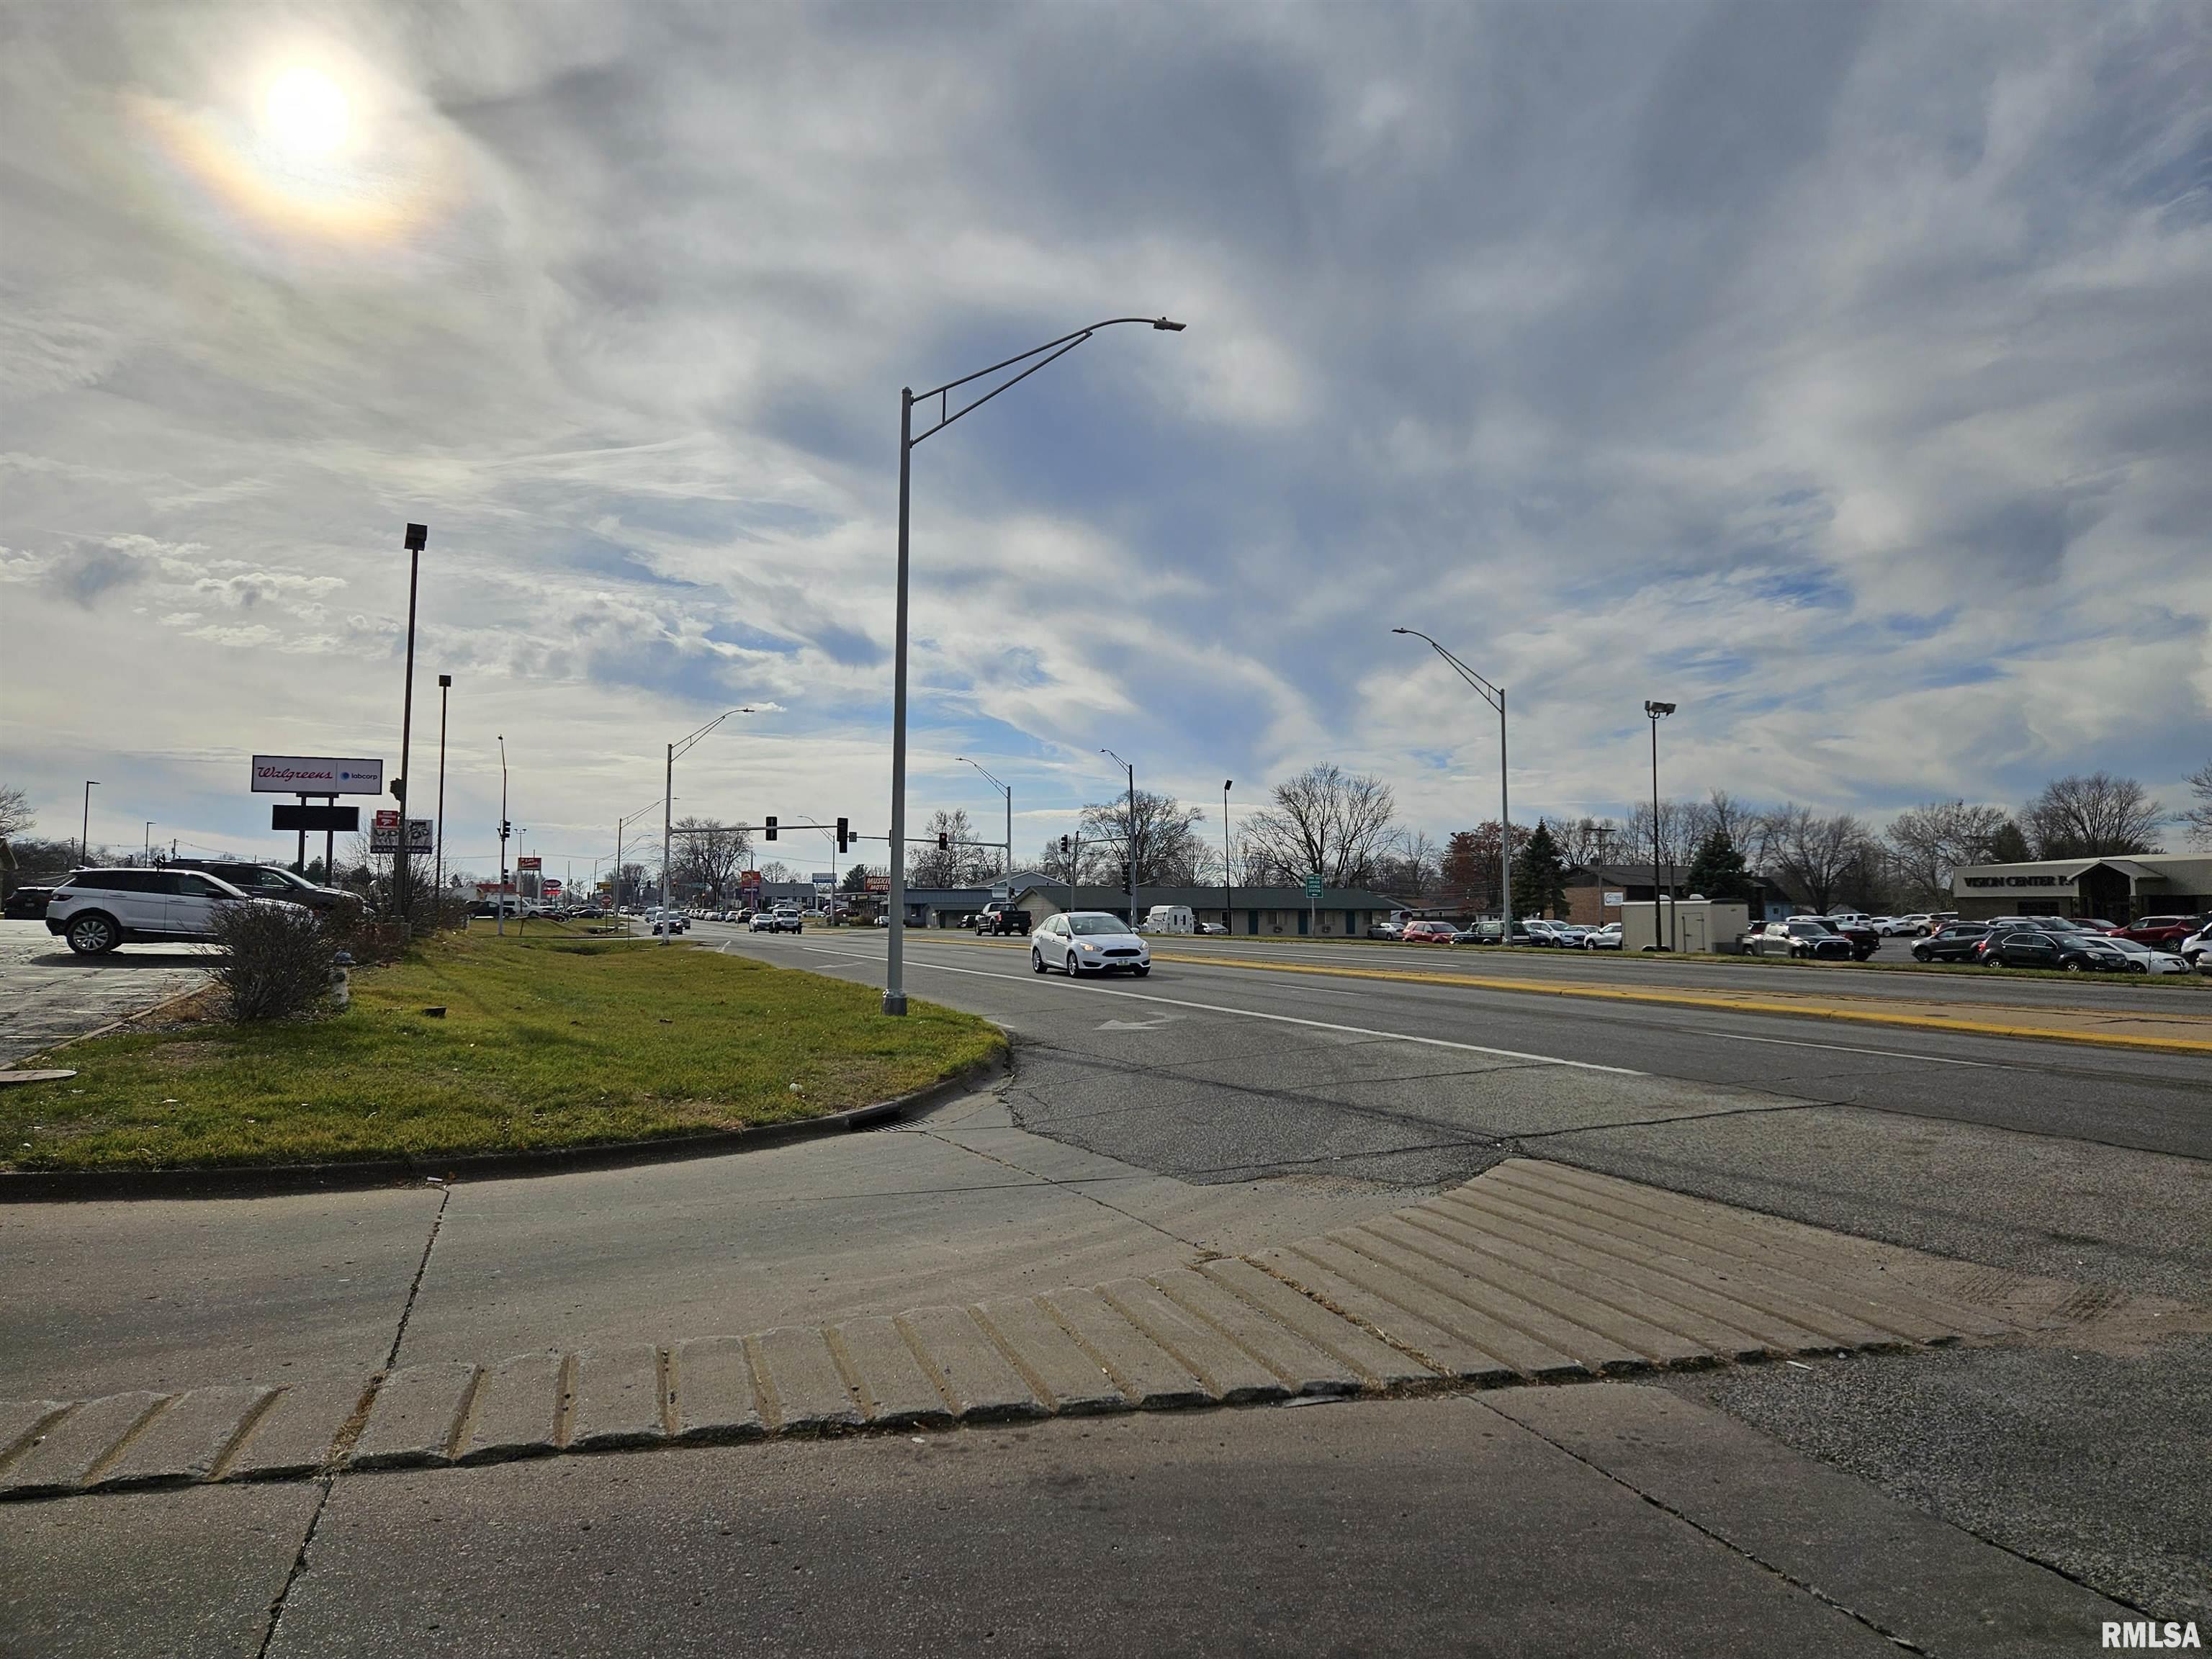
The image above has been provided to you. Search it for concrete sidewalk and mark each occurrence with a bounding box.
[2,1388,2129,1658]
[3,1159,2169,1500]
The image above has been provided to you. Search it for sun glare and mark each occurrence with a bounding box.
[261,66,350,163]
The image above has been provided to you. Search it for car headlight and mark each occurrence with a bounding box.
[1078,942,1098,952]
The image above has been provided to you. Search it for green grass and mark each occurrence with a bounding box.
[3,932,1003,1172]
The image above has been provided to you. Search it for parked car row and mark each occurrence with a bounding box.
[1909,914,2205,974]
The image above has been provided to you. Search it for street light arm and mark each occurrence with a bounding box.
[912,318,1186,446]
[671,706,760,762]
[956,757,1008,795]
[1393,627,1503,711]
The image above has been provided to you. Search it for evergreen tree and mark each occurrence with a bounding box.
[1685,828,1753,903]
[1511,819,1569,920]
[1985,819,2033,864]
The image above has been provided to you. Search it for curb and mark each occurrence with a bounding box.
[0,1046,1008,1205]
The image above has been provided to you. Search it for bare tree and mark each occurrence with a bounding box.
[0,783,32,840]
[1762,804,1876,914]
[1373,830,1442,900]
[670,817,752,906]
[2185,760,2212,849]
[907,808,983,886]
[1624,799,1697,879]
[1683,790,1762,856]
[1884,801,2012,904]
[1239,765,1401,888]
[1076,790,1207,886]
[2020,773,2167,858]
[1557,817,1627,869]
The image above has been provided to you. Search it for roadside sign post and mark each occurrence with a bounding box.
[1306,872,1323,938]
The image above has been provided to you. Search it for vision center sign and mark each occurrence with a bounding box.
[253,755,385,796]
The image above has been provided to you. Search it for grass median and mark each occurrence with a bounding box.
[2,931,1002,1172]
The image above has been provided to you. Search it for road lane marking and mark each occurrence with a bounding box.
[1686,1030,2005,1069]
[798,948,1642,1076]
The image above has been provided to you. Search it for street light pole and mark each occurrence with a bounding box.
[661,707,763,945]
[434,674,452,905]
[1102,748,1136,927]
[496,734,508,938]
[1223,780,1233,935]
[1393,629,1511,944]
[395,523,427,923]
[81,781,97,866]
[884,315,1185,1016]
[956,757,1012,878]
[144,821,154,866]
[1645,701,1676,951]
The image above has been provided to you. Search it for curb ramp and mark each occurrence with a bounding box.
[1,1159,2170,1501]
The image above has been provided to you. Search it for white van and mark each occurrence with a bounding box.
[1140,904,1194,935]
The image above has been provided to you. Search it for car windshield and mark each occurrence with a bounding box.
[1067,914,1129,937]
[2108,938,2154,955]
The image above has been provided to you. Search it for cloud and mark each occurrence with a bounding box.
[1,1,2208,869]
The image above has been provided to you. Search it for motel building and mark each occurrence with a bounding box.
[1948,852,2212,924]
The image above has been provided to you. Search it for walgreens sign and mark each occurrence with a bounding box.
[251,755,385,795]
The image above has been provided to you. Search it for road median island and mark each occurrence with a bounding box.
[1144,951,2212,1056]
[0,931,1004,1179]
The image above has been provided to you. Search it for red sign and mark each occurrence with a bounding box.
[373,809,400,831]
[866,875,891,894]
[516,856,541,871]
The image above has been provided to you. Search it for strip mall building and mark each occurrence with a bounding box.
[1948,853,2212,923]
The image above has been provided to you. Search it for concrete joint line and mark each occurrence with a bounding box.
[384,1184,451,1372]
[76,1392,177,1488]
[944,1310,1053,1416]
[1243,1253,1455,1385]
[922,1125,1205,1254]
[253,1473,336,1659]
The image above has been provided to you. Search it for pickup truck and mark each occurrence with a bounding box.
[973,902,1032,937]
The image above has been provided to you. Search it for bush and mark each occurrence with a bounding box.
[209,902,340,1022]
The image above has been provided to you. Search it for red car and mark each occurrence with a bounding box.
[2119,915,2203,948]
[1401,920,1458,944]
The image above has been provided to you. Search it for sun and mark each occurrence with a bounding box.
[260,66,350,163]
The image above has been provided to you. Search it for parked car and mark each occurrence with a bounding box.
[1747,918,1854,960]
[2052,935,2141,974]
[45,867,271,953]
[2176,924,2212,968]
[1582,922,1623,950]
[1030,911,1151,977]
[1982,930,2066,971]
[2102,937,2193,975]
[1367,920,1403,940]
[1521,920,1567,947]
[1401,920,1459,945]
[2118,915,2204,950]
[1912,922,1991,962]
[1548,924,1591,948]
[1819,917,1882,961]
[749,907,801,934]
[3,884,58,920]
[1197,921,1230,935]
[165,858,351,913]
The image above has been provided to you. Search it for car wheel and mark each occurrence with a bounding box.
[66,912,122,955]
[2063,961,2082,972]
[2130,962,2147,974]
[1032,950,1047,974]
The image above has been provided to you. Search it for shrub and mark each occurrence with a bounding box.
[209,901,340,1022]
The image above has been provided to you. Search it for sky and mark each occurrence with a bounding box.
[3,0,2208,883]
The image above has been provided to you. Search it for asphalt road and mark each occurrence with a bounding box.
[0,920,215,1067]
[709,924,2212,1303]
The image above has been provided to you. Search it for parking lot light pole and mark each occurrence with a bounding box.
[394,523,427,922]
[662,707,763,945]
[81,781,97,866]
[144,821,154,867]
[1393,629,1511,945]
[435,675,452,903]
[1644,701,1676,951]
[884,315,1186,1016]
[1223,780,1233,935]
[956,757,1012,878]
[496,735,509,938]
[1102,748,1137,927]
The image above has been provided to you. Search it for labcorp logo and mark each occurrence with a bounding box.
[2104,1622,2201,1649]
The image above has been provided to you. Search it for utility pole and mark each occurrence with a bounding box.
[1102,749,1136,927]
[1645,701,1676,951]
[434,673,452,904]
[81,781,98,867]
[497,734,509,938]
[1222,780,1233,936]
[394,523,426,923]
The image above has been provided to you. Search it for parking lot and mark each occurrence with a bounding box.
[0,920,215,1068]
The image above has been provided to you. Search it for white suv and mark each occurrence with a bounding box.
[45,868,258,954]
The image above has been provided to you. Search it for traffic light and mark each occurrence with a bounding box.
[938,832,950,850]
[500,820,511,840]
[835,817,849,852]
[764,817,777,842]
[1059,836,1069,856]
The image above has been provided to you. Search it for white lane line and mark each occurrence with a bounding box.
[800,948,1642,1076]
[1687,1029,2004,1069]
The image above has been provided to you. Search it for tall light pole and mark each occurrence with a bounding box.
[394,523,427,922]
[1102,748,1137,927]
[884,315,1186,1015]
[1645,701,1676,951]
[434,674,452,904]
[956,757,1012,878]
[1222,780,1233,935]
[662,707,763,945]
[1393,629,1511,943]
[611,793,663,935]
[144,821,154,866]
[496,734,509,938]
[80,781,97,867]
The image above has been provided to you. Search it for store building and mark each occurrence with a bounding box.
[1948,853,2212,923]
